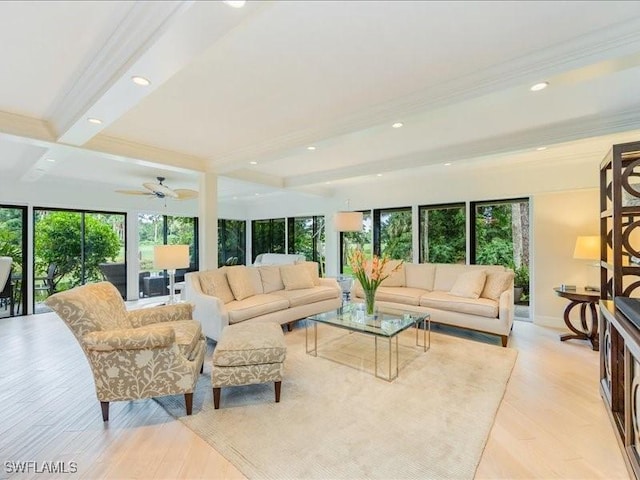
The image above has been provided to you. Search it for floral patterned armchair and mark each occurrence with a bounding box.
[46,281,206,421]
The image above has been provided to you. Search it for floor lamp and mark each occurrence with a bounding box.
[154,245,190,304]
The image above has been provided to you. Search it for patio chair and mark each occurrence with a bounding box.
[45,281,206,421]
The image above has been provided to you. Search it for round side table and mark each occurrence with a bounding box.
[553,287,600,351]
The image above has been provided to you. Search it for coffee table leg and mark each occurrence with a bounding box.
[306,321,318,356]
[416,318,431,352]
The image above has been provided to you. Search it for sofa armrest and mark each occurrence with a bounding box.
[127,303,193,328]
[83,325,175,351]
[498,288,514,329]
[184,272,229,341]
[319,277,342,296]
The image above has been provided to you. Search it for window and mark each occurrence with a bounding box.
[374,207,412,261]
[418,203,466,263]
[34,208,126,309]
[340,211,372,274]
[0,205,27,317]
[218,219,246,267]
[251,218,285,262]
[471,198,530,303]
[138,214,198,298]
[288,216,325,272]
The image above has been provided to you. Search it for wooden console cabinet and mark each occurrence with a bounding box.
[599,140,640,479]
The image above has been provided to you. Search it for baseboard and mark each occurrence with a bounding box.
[534,315,564,329]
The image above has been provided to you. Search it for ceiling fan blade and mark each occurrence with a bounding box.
[174,189,199,200]
[115,189,153,196]
[143,182,178,198]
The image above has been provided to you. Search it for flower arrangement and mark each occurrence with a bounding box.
[348,247,402,315]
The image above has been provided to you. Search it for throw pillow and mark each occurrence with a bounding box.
[301,261,321,286]
[481,270,515,301]
[198,269,235,304]
[280,264,314,291]
[259,266,285,293]
[226,266,257,301]
[449,270,487,299]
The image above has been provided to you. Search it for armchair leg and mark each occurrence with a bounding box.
[501,335,508,347]
[184,393,193,416]
[100,401,109,422]
[213,387,221,409]
[200,362,204,374]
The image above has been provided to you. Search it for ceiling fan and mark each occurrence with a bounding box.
[116,176,198,200]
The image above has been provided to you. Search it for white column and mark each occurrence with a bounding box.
[198,172,218,270]
[126,210,139,301]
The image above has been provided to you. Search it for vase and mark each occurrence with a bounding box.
[364,288,376,316]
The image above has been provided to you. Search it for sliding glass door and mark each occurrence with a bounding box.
[0,205,27,317]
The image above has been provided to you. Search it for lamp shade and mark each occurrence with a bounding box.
[573,236,600,260]
[154,245,190,270]
[334,211,363,232]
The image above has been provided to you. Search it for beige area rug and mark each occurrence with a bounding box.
[156,324,517,480]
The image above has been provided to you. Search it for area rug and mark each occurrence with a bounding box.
[156,325,517,479]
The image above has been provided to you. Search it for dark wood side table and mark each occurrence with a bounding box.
[553,287,600,351]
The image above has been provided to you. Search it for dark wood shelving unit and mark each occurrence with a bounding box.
[599,140,640,479]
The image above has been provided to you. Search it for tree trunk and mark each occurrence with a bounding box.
[511,204,523,268]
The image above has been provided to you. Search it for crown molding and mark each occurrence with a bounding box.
[0,111,56,144]
[48,1,190,138]
[214,16,640,170]
[84,134,207,173]
[284,107,640,188]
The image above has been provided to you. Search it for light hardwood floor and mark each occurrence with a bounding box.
[0,312,630,479]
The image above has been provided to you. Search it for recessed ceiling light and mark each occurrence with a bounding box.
[530,82,549,92]
[223,0,246,7]
[325,181,331,185]
[249,161,258,165]
[233,196,238,200]
[46,158,56,163]
[376,173,383,177]
[307,146,317,151]
[131,76,151,86]
[536,146,547,151]
[392,122,404,129]
[444,162,452,166]
[87,117,102,125]
[254,193,260,196]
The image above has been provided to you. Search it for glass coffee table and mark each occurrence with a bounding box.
[306,303,430,382]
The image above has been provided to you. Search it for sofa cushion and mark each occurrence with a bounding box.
[259,266,285,293]
[380,260,405,287]
[375,286,427,306]
[449,270,487,299]
[198,269,235,304]
[226,266,261,301]
[301,261,321,286]
[404,263,436,291]
[213,322,286,367]
[272,286,337,307]
[226,294,290,324]
[280,264,315,290]
[420,291,499,318]
[481,270,514,301]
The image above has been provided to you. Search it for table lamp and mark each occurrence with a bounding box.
[573,235,600,291]
[154,245,190,304]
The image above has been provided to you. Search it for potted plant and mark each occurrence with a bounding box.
[513,265,529,304]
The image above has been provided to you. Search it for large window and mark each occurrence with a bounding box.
[0,205,27,317]
[471,198,530,303]
[340,211,372,274]
[219,219,246,267]
[374,207,412,261]
[251,218,285,262]
[138,214,198,298]
[419,203,466,264]
[288,216,325,272]
[34,209,126,309]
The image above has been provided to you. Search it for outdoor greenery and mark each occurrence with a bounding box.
[138,214,197,270]
[421,206,466,263]
[34,211,121,292]
[380,209,412,261]
[218,219,246,267]
[252,218,286,262]
[0,208,23,273]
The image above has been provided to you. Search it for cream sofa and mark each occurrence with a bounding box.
[184,262,342,341]
[352,262,515,346]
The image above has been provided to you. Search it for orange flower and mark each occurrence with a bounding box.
[347,247,403,294]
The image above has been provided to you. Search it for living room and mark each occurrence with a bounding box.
[1,1,640,478]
